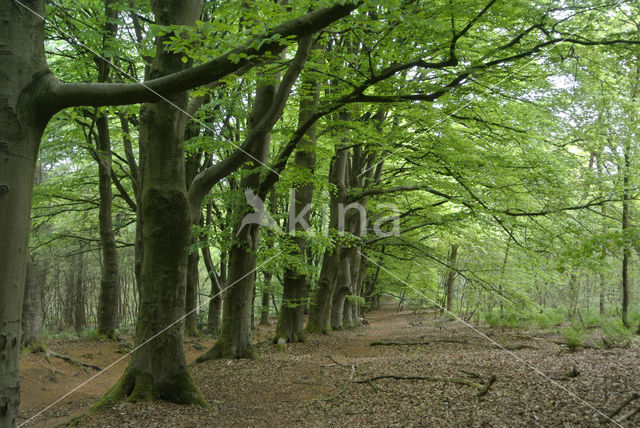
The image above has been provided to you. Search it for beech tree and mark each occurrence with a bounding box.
[0,1,357,424]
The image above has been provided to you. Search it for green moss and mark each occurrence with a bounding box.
[22,340,47,354]
[305,319,327,335]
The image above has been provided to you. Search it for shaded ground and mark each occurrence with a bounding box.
[18,299,640,427]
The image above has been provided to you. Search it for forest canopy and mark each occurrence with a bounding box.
[2,0,640,426]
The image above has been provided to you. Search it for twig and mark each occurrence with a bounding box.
[370,341,430,346]
[477,375,497,397]
[313,364,356,403]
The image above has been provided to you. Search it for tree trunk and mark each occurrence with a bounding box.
[275,77,318,343]
[260,272,272,326]
[0,2,50,423]
[74,254,86,333]
[197,80,276,360]
[621,141,631,328]
[202,246,223,337]
[97,0,207,409]
[22,255,44,351]
[445,244,458,313]
[95,0,121,340]
[96,113,121,338]
[185,248,200,337]
[306,146,349,334]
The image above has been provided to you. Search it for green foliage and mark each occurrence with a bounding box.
[562,327,586,352]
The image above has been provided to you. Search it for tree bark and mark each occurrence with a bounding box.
[202,246,223,337]
[0,1,50,423]
[274,77,319,343]
[97,0,207,408]
[197,79,278,360]
[22,255,44,351]
[96,0,121,339]
[445,244,458,312]
[306,144,349,334]
[96,113,121,338]
[260,272,272,326]
[621,140,631,328]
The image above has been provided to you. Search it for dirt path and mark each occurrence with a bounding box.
[18,298,640,427]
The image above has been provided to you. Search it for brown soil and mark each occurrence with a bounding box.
[17,299,640,427]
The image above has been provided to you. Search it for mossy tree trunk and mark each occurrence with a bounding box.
[99,0,208,408]
[306,146,349,334]
[275,77,319,343]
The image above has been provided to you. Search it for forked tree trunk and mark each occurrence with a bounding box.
[306,147,349,334]
[0,2,50,424]
[202,246,223,337]
[197,82,276,360]
[97,0,207,409]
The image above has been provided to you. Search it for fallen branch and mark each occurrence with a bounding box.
[495,344,538,351]
[601,392,640,423]
[312,364,356,403]
[354,373,497,397]
[477,374,497,397]
[45,349,102,371]
[370,341,430,346]
[370,338,468,346]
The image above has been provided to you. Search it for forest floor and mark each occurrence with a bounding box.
[17,298,640,427]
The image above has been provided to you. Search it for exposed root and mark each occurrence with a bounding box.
[44,349,102,371]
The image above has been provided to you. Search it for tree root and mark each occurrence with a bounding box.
[44,349,102,371]
[355,373,497,397]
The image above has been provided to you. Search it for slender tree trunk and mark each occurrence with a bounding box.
[74,254,86,333]
[96,113,121,338]
[445,244,458,313]
[185,248,201,337]
[620,138,632,327]
[202,246,223,337]
[197,80,276,360]
[95,0,121,340]
[260,272,272,326]
[275,77,318,343]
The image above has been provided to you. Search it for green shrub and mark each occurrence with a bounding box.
[601,318,631,346]
[534,308,565,328]
[562,327,585,351]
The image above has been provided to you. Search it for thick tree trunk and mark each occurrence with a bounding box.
[275,77,318,343]
[0,2,50,424]
[306,147,349,334]
[98,0,207,409]
[22,255,44,351]
[96,113,121,339]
